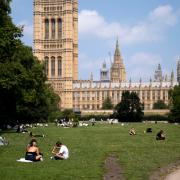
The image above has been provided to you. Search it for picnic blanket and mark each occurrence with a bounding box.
[17,158,33,163]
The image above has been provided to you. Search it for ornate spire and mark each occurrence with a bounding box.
[158,63,161,71]
[90,72,93,81]
[114,38,121,57]
[154,63,163,82]
[150,77,152,83]
[171,70,174,82]
[139,77,142,83]
[164,74,168,81]
[177,59,180,84]
[149,77,152,86]
[102,60,106,69]
[110,39,126,82]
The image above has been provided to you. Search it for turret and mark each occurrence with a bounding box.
[154,63,163,82]
[170,70,174,82]
[100,61,109,82]
[177,60,180,85]
[90,72,93,82]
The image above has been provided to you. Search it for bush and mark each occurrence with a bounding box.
[143,114,169,121]
[153,100,168,109]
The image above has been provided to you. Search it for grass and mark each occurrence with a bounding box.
[0,123,180,180]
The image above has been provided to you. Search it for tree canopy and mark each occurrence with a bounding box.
[169,85,180,122]
[114,91,144,122]
[153,100,168,109]
[102,96,113,110]
[0,0,59,127]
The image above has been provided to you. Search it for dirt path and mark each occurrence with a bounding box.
[164,168,180,180]
[103,154,124,180]
[149,160,180,180]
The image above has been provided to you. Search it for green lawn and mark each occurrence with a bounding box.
[0,123,180,180]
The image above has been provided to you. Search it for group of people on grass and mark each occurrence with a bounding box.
[25,126,165,162]
[25,139,69,162]
[129,128,165,140]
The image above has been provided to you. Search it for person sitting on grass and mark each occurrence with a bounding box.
[51,141,69,160]
[146,128,152,133]
[0,136,8,146]
[25,139,43,161]
[156,130,165,140]
[129,128,136,135]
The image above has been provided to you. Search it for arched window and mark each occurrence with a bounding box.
[51,19,55,39]
[58,56,62,77]
[45,19,49,39]
[51,56,55,76]
[44,56,49,76]
[58,18,62,39]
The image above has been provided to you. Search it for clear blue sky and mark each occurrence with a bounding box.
[10,0,180,81]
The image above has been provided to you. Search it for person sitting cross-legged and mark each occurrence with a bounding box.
[129,128,136,135]
[51,141,69,160]
[25,139,43,161]
[156,130,165,140]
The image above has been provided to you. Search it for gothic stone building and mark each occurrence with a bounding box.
[33,0,179,111]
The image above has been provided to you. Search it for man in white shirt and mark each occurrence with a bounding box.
[52,141,69,160]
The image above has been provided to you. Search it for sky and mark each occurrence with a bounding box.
[10,0,180,82]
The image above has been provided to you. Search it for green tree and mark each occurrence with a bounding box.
[15,46,59,123]
[169,86,180,122]
[102,96,113,109]
[0,0,23,126]
[0,0,59,127]
[114,91,144,122]
[153,100,168,109]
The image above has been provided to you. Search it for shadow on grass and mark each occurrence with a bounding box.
[0,129,17,135]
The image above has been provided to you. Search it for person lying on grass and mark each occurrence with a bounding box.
[51,141,69,160]
[25,139,43,161]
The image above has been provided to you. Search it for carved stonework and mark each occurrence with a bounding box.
[110,39,126,83]
[33,0,78,109]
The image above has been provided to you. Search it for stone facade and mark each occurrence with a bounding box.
[33,0,78,109]
[33,0,178,111]
[73,80,177,111]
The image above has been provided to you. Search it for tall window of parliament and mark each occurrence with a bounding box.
[58,18,62,39]
[45,19,49,39]
[58,56,62,77]
[51,19,55,39]
[51,57,55,76]
[44,57,49,76]
[44,18,62,40]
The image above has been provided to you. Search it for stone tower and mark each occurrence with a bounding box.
[177,59,180,85]
[33,0,78,109]
[110,39,126,83]
[154,64,163,82]
[100,61,109,82]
